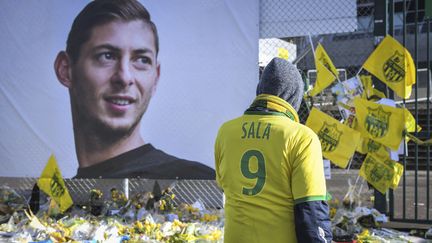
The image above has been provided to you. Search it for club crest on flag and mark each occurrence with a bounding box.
[383,51,405,83]
[317,122,342,152]
[365,106,391,138]
[367,139,382,153]
[371,164,392,183]
[364,156,392,183]
[50,172,66,197]
[360,153,401,193]
[37,154,73,212]
[319,55,336,77]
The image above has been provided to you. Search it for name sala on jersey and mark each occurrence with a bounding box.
[241,122,271,140]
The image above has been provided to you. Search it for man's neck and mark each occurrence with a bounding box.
[74,126,145,168]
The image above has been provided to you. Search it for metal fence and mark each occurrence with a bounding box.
[0,177,223,209]
[259,0,431,223]
[386,0,431,224]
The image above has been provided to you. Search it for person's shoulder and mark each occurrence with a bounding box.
[215,115,245,138]
[272,116,315,136]
[289,123,322,152]
[278,120,319,145]
[294,122,318,138]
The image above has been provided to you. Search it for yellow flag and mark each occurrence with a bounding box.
[354,97,405,150]
[277,47,289,60]
[382,158,404,190]
[306,107,361,168]
[403,108,422,143]
[359,153,403,194]
[37,155,73,212]
[356,136,403,189]
[309,44,339,97]
[404,108,421,133]
[362,35,416,99]
[356,137,389,159]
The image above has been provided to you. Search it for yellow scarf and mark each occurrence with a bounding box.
[247,94,299,122]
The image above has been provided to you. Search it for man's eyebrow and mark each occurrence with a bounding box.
[91,44,121,53]
[91,44,155,56]
[133,48,155,56]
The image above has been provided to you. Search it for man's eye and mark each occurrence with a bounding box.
[137,56,152,65]
[134,56,153,69]
[103,53,114,59]
[97,52,116,62]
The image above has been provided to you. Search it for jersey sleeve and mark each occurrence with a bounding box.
[291,128,327,204]
[214,128,223,188]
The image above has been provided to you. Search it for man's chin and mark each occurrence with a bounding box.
[106,123,135,134]
[92,120,138,140]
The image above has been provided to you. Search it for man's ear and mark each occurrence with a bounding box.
[54,51,73,88]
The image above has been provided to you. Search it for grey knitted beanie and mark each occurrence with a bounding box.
[257,57,304,111]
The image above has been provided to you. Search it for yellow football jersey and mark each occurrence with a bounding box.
[215,108,327,243]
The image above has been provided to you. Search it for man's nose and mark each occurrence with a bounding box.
[112,59,133,88]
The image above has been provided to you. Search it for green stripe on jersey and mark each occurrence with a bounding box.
[294,195,328,204]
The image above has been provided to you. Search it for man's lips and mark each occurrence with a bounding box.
[105,95,135,106]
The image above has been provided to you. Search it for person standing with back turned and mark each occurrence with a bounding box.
[214,57,332,242]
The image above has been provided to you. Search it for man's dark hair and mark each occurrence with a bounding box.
[66,0,159,63]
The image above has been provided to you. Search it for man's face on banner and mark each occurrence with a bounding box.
[69,20,160,135]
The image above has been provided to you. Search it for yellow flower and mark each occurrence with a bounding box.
[172,219,185,228]
[201,213,218,222]
[210,229,223,240]
[329,207,337,219]
[49,231,66,242]
[116,223,128,235]
[155,230,163,241]
[178,233,197,242]
[200,229,222,241]
[159,200,167,211]
[142,220,155,235]
[186,205,199,213]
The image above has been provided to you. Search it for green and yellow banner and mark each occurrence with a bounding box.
[309,44,339,97]
[359,153,403,194]
[37,154,73,212]
[306,107,361,168]
[354,97,405,150]
[362,35,416,99]
[356,137,389,159]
